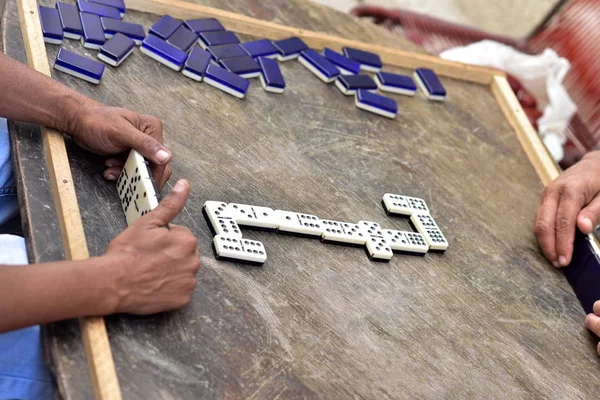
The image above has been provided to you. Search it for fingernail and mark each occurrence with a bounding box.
[173,180,185,192]
[105,161,113,168]
[156,149,170,163]
[559,256,568,266]
[552,261,559,268]
[583,217,593,232]
[106,173,116,181]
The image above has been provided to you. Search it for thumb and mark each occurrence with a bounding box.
[146,179,190,226]
[577,195,600,234]
[121,126,171,165]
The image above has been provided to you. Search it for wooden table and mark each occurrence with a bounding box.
[3,0,600,398]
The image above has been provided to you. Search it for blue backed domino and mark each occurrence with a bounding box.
[274,210,323,237]
[381,229,429,255]
[56,3,82,40]
[414,68,447,101]
[204,64,250,99]
[382,193,429,216]
[54,48,105,84]
[321,220,367,246]
[149,15,182,40]
[342,47,382,73]
[98,33,135,67]
[184,18,224,34]
[182,47,212,82]
[410,213,448,251]
[167,26,198,53]
[375,71,417,96]
[354,90,398,119]
[77,0,121,20]
[241,39,279,59]
[322,48,361,75]
[298,49,340,83]
[140,34,188,71]
[39,6,63,45]
[198,31,240,49]
[335,74,377,96]
[202,201,242,238]
[219,56,261,79]
[80,12,105,49]
[116,150,159,226]
[206,44,247,61]
[212,235,267,265]
[258,57,285,93]
[272,36,308,61]
[101,17,145,44]
[88,0,125,17]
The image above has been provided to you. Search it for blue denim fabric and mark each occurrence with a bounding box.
[0,120,54,399]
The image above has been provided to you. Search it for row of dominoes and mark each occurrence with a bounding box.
[202,195,448,265]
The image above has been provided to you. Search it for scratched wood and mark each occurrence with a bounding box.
[4,0,600,398]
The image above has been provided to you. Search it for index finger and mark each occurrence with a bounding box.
[555,187,584,266]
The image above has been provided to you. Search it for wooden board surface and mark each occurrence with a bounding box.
[3,0,600,398]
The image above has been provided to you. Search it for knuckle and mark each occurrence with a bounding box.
[534,220,551,237]
[556,217,574,233]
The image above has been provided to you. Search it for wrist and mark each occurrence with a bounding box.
[81,255,124,316]
[54,91,101,137]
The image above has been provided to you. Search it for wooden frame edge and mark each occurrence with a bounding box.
[125,0,501,85]
[16,0,122,399]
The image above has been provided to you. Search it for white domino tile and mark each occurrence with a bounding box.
[226,203,278,229]
[410,213,448,251]
[213,235,267,264]
[382,193,429,216]
[274,210,323,236]
[382,229,428,254]
[365,235,393,261]
[321,220,367,245]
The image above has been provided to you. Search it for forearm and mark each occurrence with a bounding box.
[0,53,100,132]
[0,256,118,332]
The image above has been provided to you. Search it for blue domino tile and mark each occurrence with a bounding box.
[299,49,340,83]
[206,44,246,61]
[204,64,250,98]
[198,31,239,49]
[258,57,285,92]
[356,90,398,118]
[182,47,212,81]
[149,15,182,40]
[322,48,360,75]
[272,37,308,60]
[415,68,446,98]
[336,74,376,95]
[166,26,198,53]
[39,6,63,44]
[140,34,188,71]
[183,18,224,34]
[101,17,145,44]
[241,39,278,59]
[342,47,382,72]
[88,0,125,15]
[80,12,105,49]
[54,48,105,83]
[56,3,82,40]
[98,33,135,66]
[77,0,121,20]
[375,71,417,95]
[219,56,261,79]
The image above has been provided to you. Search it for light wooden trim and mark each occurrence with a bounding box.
[491,75,560,185]
[16,0,122,399]
[126,0,501,84]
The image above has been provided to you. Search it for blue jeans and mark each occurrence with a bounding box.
[0,119,54,399]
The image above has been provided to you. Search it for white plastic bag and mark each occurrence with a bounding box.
[440,40,576,162]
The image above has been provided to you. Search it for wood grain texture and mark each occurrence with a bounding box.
[5,0,600,398]
[14,0,121,398]
[127,0,501,84]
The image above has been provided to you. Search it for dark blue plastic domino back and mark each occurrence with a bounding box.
[342,47,382,69]
[356,90,398,114]
[300,49,340,79]
[415,68,447,97]
[39,6,63,41]
[322,48,361,75]
[149,15,182,40]
[258,57,285,89]
[377,71,417,91]
[167,26,198,52]
[56,3,82,37]
[56,48,105,79]
[100,33,135,63]
[338,74,377,91]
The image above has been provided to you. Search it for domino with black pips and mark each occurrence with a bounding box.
[365,235,393,262]
[198,31,240,49]
[335,74,377,96]
[207,44,247,61]
[381,229,428,255]
[355,90,398,119]
[219,56,262,79]
[98,33,135,67]
[382,193,429,216]
[258,57,285,93]
[274,210,323,238]
[56,3,82,40]
[149,15,182,40]
[202,201,242,238]
[225,203,278,230]
[182,47,212,82]
[203,64,250,99]
[167,25,198,53]
[80,12,106,49]
[241,39,279,59]
[320,220,367,246]
[101,17,145,44]
[212,235,267,265]
[87,0,125,17]
[322,48,361,75]
[272,37,308,61]
[375,71,417,96]
[39,6,63,45]
[184,18,225,34]
[414,68,447,101]
[410,213,449,251]
[77,0,121,20]
[116,150,159,226]
[342,47,382,73]
[54,48,105,84]
[140,34,188,71]
[298,49,340,83]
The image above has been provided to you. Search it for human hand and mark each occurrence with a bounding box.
[67,102,172,190]
[585,301,600,354]
[103,179,200,315]
[535,151,600,267]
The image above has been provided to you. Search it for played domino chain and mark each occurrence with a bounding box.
[40,2,447,115]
